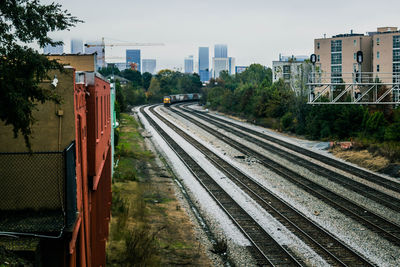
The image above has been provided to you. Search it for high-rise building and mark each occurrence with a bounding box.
[142,59,157,74]
[71,39,83,54]
[126,49,141,72]
[184,55,194,73]
[199,47,210,82]
[212,57,229,78]
[43,40,63,54]
[214,44,228,58]
[228,57,236,75]
[84,40,104,70]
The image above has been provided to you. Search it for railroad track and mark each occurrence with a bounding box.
[140,106,302,266]
[182,104,400,193]
[144,105,374,266]
[167,105,400,247]
[177,105,400,214]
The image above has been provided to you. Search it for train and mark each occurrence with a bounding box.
[163,93,201,107]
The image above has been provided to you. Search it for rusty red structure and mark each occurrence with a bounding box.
[69,71,112,267]
[0,68,112,266]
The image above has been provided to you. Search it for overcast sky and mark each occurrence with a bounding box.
[40,0,400,71]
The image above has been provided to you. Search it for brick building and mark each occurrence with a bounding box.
[0,55,112,266]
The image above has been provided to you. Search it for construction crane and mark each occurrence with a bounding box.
[84,37,164,68]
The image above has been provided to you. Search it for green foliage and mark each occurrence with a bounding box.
[121,69,143,87]
[281,112,294,131]
[0,0,81,150]
[98,65,120,77]
[363,111,387,141]
[115,81,126,114]
[204,62,400,149]
[142,72,152,91]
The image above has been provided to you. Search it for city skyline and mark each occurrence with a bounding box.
[37,0,400,71]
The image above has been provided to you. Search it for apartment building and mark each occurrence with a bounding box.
[313,27,400,103]
[314,31,372,83]
[272,55,309,83]
[369,27,400,83]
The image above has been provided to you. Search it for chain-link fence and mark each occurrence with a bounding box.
[0,143,76,234]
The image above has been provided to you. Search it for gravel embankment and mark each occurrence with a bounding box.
[156,105,400,266]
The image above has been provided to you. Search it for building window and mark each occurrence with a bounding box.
[331,65,342,83]
[354,40,357,46]
[377,51,380,59]
[377,38,380,45]
[331,53,342,64]
[354,53,356,60]
[331,40,342,52]
[317,42,320,49]
[394,50,400,62]
[394,63,400,73]
[393,36,400,49]
[377,64,380,72]
[317,55,320,62]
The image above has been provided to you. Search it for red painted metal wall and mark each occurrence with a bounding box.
[68,73,111,267]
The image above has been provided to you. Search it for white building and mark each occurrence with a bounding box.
[272,55,309,83]
[142,59,157,74]
[212,57,229,78]
[71,39,83,54]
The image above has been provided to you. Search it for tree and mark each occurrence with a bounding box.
[142,72,152,91]
[0,0,81,150]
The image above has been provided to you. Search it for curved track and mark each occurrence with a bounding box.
[140,106,302,266]
[183,104,400,193]
[167,105,400,247]
[142,105,375,266]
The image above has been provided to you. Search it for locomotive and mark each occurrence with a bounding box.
[163,93,201,107]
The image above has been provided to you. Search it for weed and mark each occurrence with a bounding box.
[123,225,164,266]
[210,237,228,255]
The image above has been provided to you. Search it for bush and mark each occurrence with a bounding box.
[281,112,294,131]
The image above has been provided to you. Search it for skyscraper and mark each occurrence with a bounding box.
[142,59,156,74]
[229,57,236,75]
[214,44,228,58]
[184,55,194,73]
[43,40,63,54]
[84,40,104,70]
[212,57,229,78]
[198,47,209,82]
[126,49,141,72]
[71,39,83,54]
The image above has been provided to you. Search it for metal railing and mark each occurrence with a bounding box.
[0,142,76,237]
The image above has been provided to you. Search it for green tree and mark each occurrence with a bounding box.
[147,77,162,103]
[121,69,142,87]
[142,72,152,91]
[98,65,121,77]
[0,0,81,149]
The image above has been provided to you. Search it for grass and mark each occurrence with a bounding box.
[107,113,211,266]
[107,113,161,266]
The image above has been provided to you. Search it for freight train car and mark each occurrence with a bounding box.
[163,93,201,107]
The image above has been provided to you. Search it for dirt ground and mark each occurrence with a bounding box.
[106,113,212,266]
[331,148,400,178]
